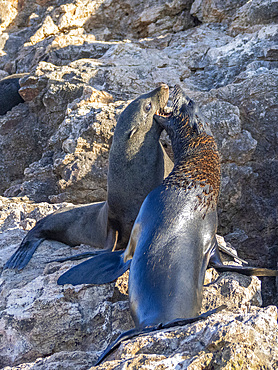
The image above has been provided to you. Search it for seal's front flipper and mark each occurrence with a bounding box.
[4,238,45,270]
[209,241,278,276]
[217,243,248,265]
[57,250,130,285]
[209,238,248,266]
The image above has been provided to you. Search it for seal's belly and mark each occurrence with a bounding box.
[128,186,215,327]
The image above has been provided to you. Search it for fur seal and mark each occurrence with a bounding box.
[4,84,173,270]
[0,73,27,115]
[80,85,278,365]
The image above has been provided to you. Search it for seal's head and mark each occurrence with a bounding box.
[158,85,214,160]
[114,84,170,143]
[161,85,212,138]
[161,85,221,211]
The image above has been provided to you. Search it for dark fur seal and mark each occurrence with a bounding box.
[0,73,27,115]
[4,85,173,270]
[83,85,278,365]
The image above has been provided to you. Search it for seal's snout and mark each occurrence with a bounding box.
[154,83,172,123]
[157,83,169,107]
[160,83,169,91]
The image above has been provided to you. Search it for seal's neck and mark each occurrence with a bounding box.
[163,128,220,213]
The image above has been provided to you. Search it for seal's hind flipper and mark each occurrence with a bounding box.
[211,262,278,276]
[94,305,226,365]
[57,250,130,285]
[4,238,45,270]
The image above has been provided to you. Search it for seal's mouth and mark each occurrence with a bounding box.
[155,106,172,118]
[153,106,172,127]
[155,84,185,119]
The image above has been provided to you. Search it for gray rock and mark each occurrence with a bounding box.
[0,196,268,369]
[230,0,278,34]
[191,0,247,24]
[0,1,277,368]
[0,104,43,195]
[211,68,278,262]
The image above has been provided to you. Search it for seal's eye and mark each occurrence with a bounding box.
[144,102,152,113]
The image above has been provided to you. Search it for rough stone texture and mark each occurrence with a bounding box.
[230,0,278,35]
[2,306,278,369]
[90,306,278,369]
[0,0,278,368]
[0,196,274,369]
[191,0,247,24]
[2,67,123,203]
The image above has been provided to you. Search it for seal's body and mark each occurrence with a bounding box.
[127,87,221,326]
[92,85,223,365]
[4,85,172,270]
[0,74,27,115]
[128,186,217,326]
[106,85,172,248]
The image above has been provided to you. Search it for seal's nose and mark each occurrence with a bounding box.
[159,83,169,91]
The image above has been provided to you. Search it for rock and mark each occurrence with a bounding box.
[230,0,278,35]
[0,1,278,368]
[0,196,270,368]
[0,104,44,195]
[193,98,257,164]
[5,300,277,370]
[1,64,122,203]
[91,306,278,369]
[191,0,247,24]
[3,351,97,370]
[210,68,278,268]
[84,0,197,39]
[29,15,59,45]
[0,0,17,31]
[0,67,85,200]
[0,196,269,368]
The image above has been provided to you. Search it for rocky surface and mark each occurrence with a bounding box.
[0,0,278,368]
[0,196,276,369]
